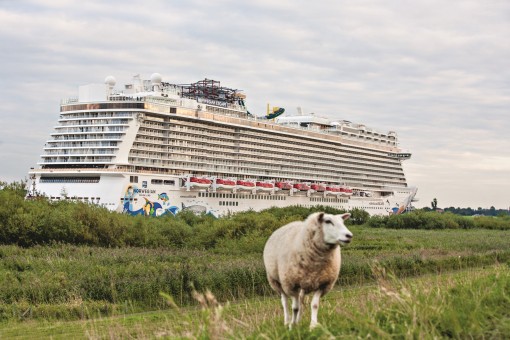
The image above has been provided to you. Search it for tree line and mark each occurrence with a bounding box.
[425,197,508,216]
[0,180,508,249]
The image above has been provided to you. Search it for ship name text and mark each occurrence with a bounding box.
[197,97,228,107]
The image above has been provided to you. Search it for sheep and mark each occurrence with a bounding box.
[263,212,353,329]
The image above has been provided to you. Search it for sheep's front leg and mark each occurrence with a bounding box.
[280,293,290,326]
[310,290,322,329]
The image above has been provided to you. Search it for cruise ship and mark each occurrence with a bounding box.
[28,73,417,217]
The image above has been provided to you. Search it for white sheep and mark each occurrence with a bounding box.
[263,212,353,329]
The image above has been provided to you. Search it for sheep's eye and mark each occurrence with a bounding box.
[325,220,333,224]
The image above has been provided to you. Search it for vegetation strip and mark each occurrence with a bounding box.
[1,182,509,337]
[1,265,508,339]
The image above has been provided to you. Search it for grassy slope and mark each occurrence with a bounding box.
[2,265,509,339]
[0,227,509,323]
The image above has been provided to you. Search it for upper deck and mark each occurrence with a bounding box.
[59,73,404,151]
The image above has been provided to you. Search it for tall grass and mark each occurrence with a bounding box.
[0,226,509,322]
[1,183,510,325]
[5,265,505,339]
[317,264,510,339]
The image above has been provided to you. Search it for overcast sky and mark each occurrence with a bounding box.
[1,0,509,209]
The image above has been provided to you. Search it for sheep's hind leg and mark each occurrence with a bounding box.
[310,290,321,329]
[290,289,305,327]
[296,289,305,322]
[280,293,291,326]
[290,295,299,327]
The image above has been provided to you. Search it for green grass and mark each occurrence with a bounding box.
[2,265,508,339]
[1,189,509,337]
[0,227,509,324]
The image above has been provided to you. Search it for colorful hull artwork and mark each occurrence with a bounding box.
[121,185,220,217]
[122,185,178,216]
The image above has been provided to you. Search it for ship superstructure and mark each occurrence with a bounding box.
[29,73,417,216]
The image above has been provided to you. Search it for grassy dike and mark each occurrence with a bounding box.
[0,227,509,323]
[1,265,508,339]
[1,186,509,337]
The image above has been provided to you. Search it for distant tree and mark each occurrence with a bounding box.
[349,208,370,225]
[0,180,27,198]
[424,205,507,217]
[431,198,438,211]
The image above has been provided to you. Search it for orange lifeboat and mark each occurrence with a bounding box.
[340,187,353,196]
[293,183,311,191]
[216,178,236,189]
[256,181,275,191]
[236,180,255,190]
[326,186,342,194]
[275,182,292,190]
[189,176,212,188]
[311,184,326,192]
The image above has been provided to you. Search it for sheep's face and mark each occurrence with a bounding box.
[319,213,353,246]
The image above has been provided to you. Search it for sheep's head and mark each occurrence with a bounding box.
[317,212,353,246]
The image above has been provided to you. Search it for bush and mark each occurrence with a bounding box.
[3,180,507,250]
[366,211,507,230]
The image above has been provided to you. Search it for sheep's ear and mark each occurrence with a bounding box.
[340,213,351,221]
[317,212,325,223]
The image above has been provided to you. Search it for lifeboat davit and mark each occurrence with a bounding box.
[256,181,275,191]
[311,184,326,192]
[189,176,212,188]
[216,178,236,189]
[293,183,311,191]
[236,180,255,190]
[275,182,292,190]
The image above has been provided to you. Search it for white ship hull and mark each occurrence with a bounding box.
[32,170,416,217]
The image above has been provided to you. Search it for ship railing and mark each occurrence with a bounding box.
[168,122,234,134]
[136,131,166,138]
[236,152,404,174]
[49,136,123,141]
[168,134,236,146]
[168,128,238,139]
[236,149,403,170]
[238,133,399,155]
[161,162,342,182]
[163,153,404,180]
[57,122,130,128]
[169,109,399,152]
[130,146,404,178]
[273,123,398,146]
[43,151,117,156]
[125,163,355,184]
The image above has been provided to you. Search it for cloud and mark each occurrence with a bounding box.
[0,0,509,208]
